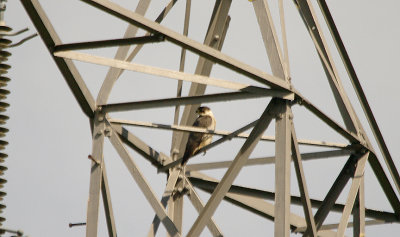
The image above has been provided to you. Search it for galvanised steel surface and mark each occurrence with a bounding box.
[17,0,400,236]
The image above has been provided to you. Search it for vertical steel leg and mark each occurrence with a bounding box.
[353,177,365,237]
[86,112,106,237]
[101,164,117,237]
[274,99,291,237]
[169,176,183,236]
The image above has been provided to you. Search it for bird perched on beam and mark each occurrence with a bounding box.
[181,106,216,166]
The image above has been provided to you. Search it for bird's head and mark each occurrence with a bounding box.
[196,106,212,116]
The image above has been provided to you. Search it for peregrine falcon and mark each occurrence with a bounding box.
[181,106,216,165]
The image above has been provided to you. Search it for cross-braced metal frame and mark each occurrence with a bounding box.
[20,0,400,236]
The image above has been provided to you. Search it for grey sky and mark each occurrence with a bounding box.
[4,0,400,236]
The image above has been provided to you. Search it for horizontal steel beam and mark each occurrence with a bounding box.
[186,149,351,171]
[188,171,400,223]
[101,91,291,113]
[53,34,165,52]
[295,219,390,233]
[54,51,292,97]
[109,119,349,149]
[79,0,291,90]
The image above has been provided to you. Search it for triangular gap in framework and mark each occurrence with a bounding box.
[95,0,178,105]
[297,0,400,221]
[102,137,169,236]
[314,0,400,213]
[105,125,187,236]
[79,0,290,90]
[291,104,349,150]
[284,1,347,132]
[215,1,273,76]
[286,0,363,137]
[290,110,399,227]
[288,0,400,224]
[363,164,395,212]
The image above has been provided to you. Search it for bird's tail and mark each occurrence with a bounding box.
[181,153,189,166]
[157,149,191,173]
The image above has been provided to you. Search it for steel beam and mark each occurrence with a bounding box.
[170,180,184,236]
[252,0,286,79]
[101,91,291,113]
[187,172,400,223]
[20,0,96,117]
[109,119,349,150]
[337,153,368,236]
[86,111,106,237]
[97,0,177,105]
[171,0,192,155]
[79,0,291,91]
[164,0,232,164]
[304,155,357,236]
[53,34,164,52]
[186,149,351,171]
[160,119,258,171]
[187,100,277,237]
[278,0,290,76]
[291,121,317,236]
[55,50,284,94]
[274,100,291,237]
[316,0,400,204]
[108,123,181,237]
[295,92,360,144]
[225,191,307,228]
[101,164,117,237]
[293,0,361,136]
[368,153,400,215]
[147,169,179,237]
[295,220,388,233]
[111,124,171,167]
[189,171,307,229]
[185,177,223,237]
[353,179,365,237]
[112,0,178,83]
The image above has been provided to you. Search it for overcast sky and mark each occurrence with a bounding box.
[4,0,400,236]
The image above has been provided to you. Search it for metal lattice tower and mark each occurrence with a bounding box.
[18,0,400,236]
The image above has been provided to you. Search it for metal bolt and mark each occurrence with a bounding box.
[88,155,100,165]
[69,222,86,228]
[104,127,112,137]
[96,129,103,136]
[97,114,104,122]
[213,34,220,41]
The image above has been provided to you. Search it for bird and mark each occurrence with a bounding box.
[181,106,216,166]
